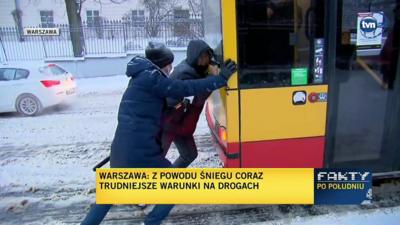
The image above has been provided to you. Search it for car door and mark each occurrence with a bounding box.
[0,68,17,112]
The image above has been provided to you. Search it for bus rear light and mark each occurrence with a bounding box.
[218,126,227,142]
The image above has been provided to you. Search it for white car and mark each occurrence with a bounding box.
[0,62,77,116]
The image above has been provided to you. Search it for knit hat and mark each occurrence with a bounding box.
[145,42,174,68]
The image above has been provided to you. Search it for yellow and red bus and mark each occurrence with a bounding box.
[203,0,400,173]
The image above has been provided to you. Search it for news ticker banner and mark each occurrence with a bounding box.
[95,168,372,205]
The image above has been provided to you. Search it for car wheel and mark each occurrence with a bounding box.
[16,94,43,116]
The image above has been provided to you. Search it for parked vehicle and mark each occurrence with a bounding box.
[0,62,77,116]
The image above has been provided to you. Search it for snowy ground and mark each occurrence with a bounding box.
[0,75,400,225]
[0,75,224,225]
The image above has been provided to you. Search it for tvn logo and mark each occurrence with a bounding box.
[317,171,370,182]
[359,15,379,37]
[361,18,377,29]
[23,28,60,36]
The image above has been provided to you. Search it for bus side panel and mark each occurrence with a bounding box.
[239,85,327,168]
[214,142,240,168]
[241,137,325,168]
[206,89,240,167]
[240,85,328,142]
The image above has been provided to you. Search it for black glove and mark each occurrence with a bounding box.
[182,98,190,112]
[219,59,237,81]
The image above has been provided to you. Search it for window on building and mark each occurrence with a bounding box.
[174,9,190,19]
[128,10,145,26]
[87,10,100,26]
[40,10,54,28]
[173,9,190,37]
[132,10,145,21]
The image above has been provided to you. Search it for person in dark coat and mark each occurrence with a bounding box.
[380,4,399,89]
[161,40,218,168]
[81,42,237,225]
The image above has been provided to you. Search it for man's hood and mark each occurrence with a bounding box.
[186,40,213,67]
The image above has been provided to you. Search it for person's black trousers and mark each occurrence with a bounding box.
[162,131,198,168]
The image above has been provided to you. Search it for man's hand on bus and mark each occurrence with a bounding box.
[219,59,237,81]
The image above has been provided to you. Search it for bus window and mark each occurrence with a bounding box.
[204,0,223,63]
[237,0,325,88]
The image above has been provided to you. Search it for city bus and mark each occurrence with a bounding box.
[203,0,400,174]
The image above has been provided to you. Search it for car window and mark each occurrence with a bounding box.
[49,65,66,75]
[39,65,67,76]
[0,68,16,81]
[15,69,30,80]
[39,64,66,76]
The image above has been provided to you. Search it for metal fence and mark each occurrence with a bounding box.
[0,14,203,61]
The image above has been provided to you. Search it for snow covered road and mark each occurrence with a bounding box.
[0,75,224,224]
[1,75,400,225]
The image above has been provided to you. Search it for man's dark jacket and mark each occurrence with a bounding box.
[110,56,226,168]
[164,40,214,135]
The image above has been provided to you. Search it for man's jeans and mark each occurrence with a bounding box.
[81,204,174,225]
[81,131,197,224]
[161,131,198,168]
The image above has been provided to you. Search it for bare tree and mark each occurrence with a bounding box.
[65,0,85,56]
[12,0,24,41]
[189,0,204,36]
[141,0,179,37]
[186,0,203,16]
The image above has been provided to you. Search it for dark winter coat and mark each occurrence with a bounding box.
[110,56,226,168]
[163,40,214,136]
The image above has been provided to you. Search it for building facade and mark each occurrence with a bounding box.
[0,0,200,27]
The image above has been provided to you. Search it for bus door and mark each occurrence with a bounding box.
[236,0,330,167]
[325,0,400,172]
